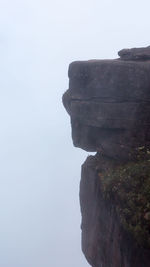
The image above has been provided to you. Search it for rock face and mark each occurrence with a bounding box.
[80,155,150,267]
[63,57,150,160]
[63,46,150,267]
[118,46,150,60]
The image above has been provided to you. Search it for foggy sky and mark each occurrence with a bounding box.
[0,0,150,266]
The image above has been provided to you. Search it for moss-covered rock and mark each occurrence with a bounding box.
[99,158,150,249]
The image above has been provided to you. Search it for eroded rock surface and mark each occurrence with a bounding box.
[80,154,150,267]
[63,58,150,160]
[118,46,150,60]
[63,46,150,267]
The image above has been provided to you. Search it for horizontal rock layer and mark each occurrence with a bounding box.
[63,58,150,160]
[118,46,150,60]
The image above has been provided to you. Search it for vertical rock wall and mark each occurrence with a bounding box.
[63,47,150,266]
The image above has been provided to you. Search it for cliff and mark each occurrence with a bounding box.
[63,46,150,267]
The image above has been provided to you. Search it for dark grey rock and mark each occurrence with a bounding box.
[63,57,150,160]
[62,47,150,267]
[118,46,150,60]
[80,155,150,267]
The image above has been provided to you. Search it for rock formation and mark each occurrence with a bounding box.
[118,46,150,60]
[63,46,150,267]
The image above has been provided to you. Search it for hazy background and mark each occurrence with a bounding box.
[0,0,150,266]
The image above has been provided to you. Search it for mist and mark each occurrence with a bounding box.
[0,0,150,266]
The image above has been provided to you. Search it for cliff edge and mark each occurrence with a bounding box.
[63,46,150,267]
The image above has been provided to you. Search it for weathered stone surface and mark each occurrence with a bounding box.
[63,57,150,160]
[118,46,150,60]
[80,155,150,267]
[62,46,150,267]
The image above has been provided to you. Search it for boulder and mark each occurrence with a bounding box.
[118,46,150,60]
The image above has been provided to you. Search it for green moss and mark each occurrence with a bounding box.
[99,158,150,248]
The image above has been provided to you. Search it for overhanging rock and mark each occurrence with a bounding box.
[63,51,150,160]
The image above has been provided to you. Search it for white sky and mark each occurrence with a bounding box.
[0,0,150,266]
